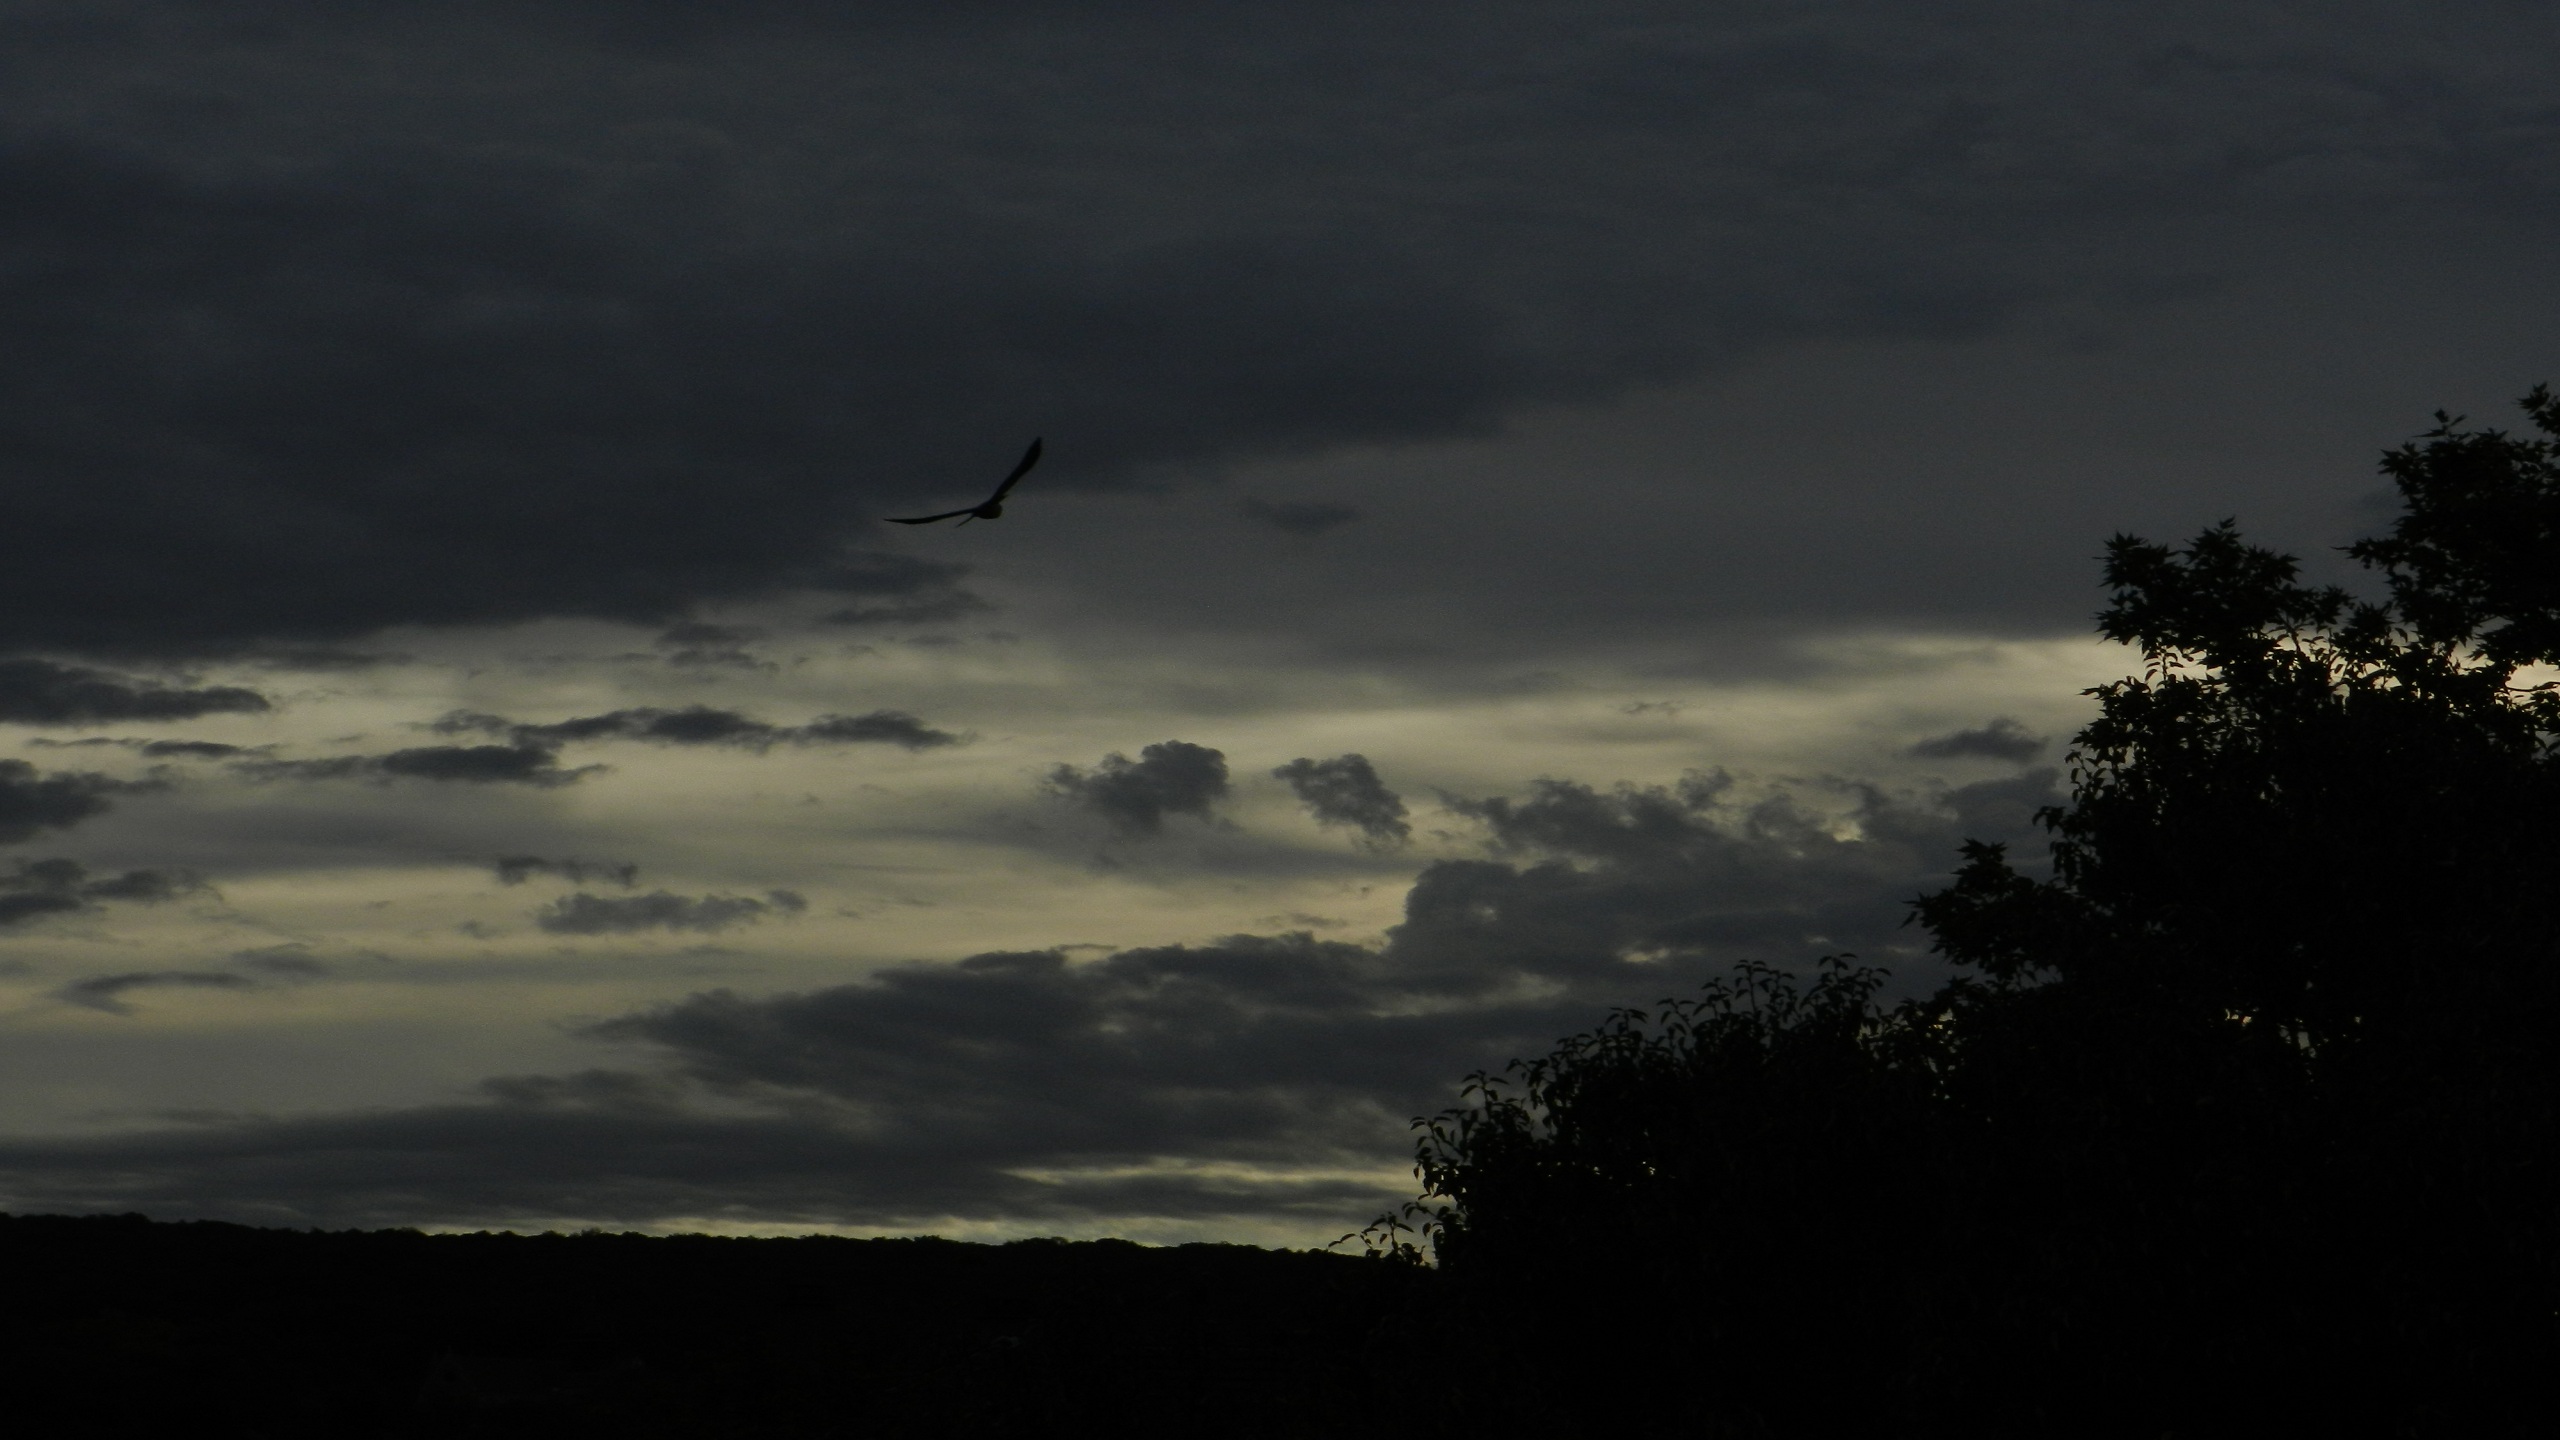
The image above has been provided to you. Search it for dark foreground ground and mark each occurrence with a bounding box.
[0,1212,1424,1439]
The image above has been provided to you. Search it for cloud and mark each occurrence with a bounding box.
[376,746,586,785]
[0,760,2064,1229]
[54,970,253,1015]
[534,889,808,935]
[0,115,995,655]
[24,736,249,758]
[0,858,203,927]
[595,934,1498,1130]
[1,891,75,928]
[1272,754,1411,847]
[1046,742,1232,836]
[233,745,594,788]
[1241,499,1362,537]
[793,712,966,750]
[651,622,769,670]
[516,708,775,748]
[1408,768,2062,984]
[441,706,968,752]
[0,931,1529,1228]
[10,4,2553,656]
[495,856,641,888]
[0,760,159,844]
[1908,718,2047,763]
[0,1093,1380,1234]
[0,659,270,725]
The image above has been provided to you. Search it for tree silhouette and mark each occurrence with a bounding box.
[1375,958,1942,1436]
[1383,393,2560,1438]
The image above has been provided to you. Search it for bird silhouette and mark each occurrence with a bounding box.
[885,439,1044,525]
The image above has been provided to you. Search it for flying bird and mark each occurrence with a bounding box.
[885,438,1044,526]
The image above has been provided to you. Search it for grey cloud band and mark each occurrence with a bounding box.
[0,762,2051,1229]
[7,3,2553,655]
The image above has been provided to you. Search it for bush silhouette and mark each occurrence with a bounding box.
[1383,392,2560,1438]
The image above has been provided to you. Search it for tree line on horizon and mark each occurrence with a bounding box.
[1375,391,2560,1437]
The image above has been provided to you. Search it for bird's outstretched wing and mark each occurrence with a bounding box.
[984,437,1044,503]
[880,438,1045,525]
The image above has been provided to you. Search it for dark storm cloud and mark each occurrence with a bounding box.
[54,970,253,1016]
[7,4,2553,654]
[0,762,2062,1229]
[0,659,270,725]
[0,760,159,845]
[535,888,807,936]
[495,855,640,888]
[1909,718,2046,763]
[1046,742,1231,836]
[1241,499,1363,537]
[1272,754,1410,847]
[439,705,967,752]
[233,745,593,788]
[0,857,200,928]
[0,126,989,656]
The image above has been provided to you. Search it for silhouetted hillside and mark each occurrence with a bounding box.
[0,1212,1420,1439]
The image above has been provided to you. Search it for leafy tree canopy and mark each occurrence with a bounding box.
[1379,393,2560,1439]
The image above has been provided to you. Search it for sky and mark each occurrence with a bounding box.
[2,0,2557,1245]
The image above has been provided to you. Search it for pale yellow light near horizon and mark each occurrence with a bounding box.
[2,624,2124,1152]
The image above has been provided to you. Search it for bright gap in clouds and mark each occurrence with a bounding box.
[0,582,2113,1243]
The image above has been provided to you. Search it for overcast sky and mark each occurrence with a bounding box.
[3,0,2555,1244]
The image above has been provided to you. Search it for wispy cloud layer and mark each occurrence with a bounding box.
[0,858,199,928]
[55,969,251,1016]
[0,660,269,724]
[233,745,597,788]
[0,760,159,843]
[0,758,2053,1232]
[536,889,807,936]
